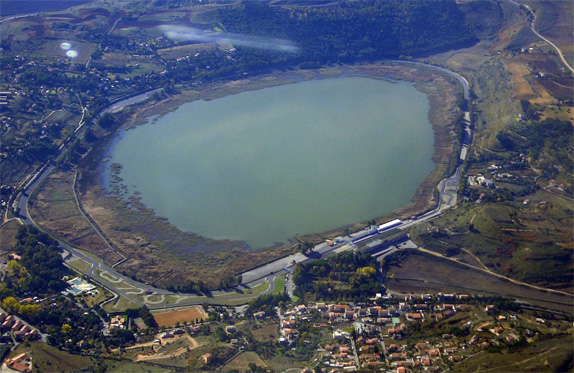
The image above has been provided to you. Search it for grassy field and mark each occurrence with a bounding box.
[67,256,93,273]
[224,351,268,371]
[0,219,22,255]
[8,342,93,372]
[248,323,279,343]
[35,39,96,64]
[453,334,573,372]
[410,189,573,291]
[385,249,573,313]
[81,287,111,307]
[272,275,286,295]
[102,294,140,314]
[473,58,521,150]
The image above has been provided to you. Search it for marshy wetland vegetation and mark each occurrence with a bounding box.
[0,0,572,370]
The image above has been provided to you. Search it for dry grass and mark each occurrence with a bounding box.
[157,43,214,59]
[0,219,22,255]
[29,171,122,265]
[250,323,278,343]
[386,249,573,313]
[224,351,268,371]
[9,342,93,372]
[503,59,536,100]
[152,306,207,327]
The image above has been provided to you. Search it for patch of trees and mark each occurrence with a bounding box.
[293,251,384,300]
[219,274,242,290]
[520,99,541,121]
[218,1,476,67]
[20,139,58,164]
[39,296,104,351]
[105,328,136,348]
[497,118,573,182]
[97,113,116,129]
[162,1,477,86]
[289,320,323,361]
[166,279,209,294]
[246,292,289,317]
[12,226,68,295]
[0,227,107,351]
[125,306,158,329]
[19,66,101,92]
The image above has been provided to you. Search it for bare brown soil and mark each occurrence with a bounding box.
[152,307,207,327]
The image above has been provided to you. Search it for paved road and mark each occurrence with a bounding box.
[14,91,168,307]
[506,0,574,74]
[396,60,469,100]
[13,60,472,308]
[0,13,38,24]
[103,89,163,114]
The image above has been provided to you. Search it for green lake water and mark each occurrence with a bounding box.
[105,77,435,248]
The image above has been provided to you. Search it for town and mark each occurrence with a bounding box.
[0,0,572,371]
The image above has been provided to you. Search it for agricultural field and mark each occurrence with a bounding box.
[152,306,207,327]
[8,342,93,372]
[410,190,573,290]
[385,249,573,313]
[453,334,573,372]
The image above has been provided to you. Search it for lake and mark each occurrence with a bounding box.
[104,77,434,248]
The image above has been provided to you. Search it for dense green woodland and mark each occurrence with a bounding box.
[3,226,68,296]
[293,251,384,300]
[219,2,475,64]
[167,1,476,81]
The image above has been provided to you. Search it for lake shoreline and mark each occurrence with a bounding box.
[103,77,435,248]
[73,62,462,287]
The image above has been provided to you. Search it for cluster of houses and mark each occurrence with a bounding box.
[274,293,536,372]
[3,353,32,373]
[468,174,495,189]
[0,311,39,341]
[279,304,312,345]
[108,314,127,332]
[155,328,186,344]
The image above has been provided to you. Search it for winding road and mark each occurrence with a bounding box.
[13,60,472,309]
[506,0,574,74]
